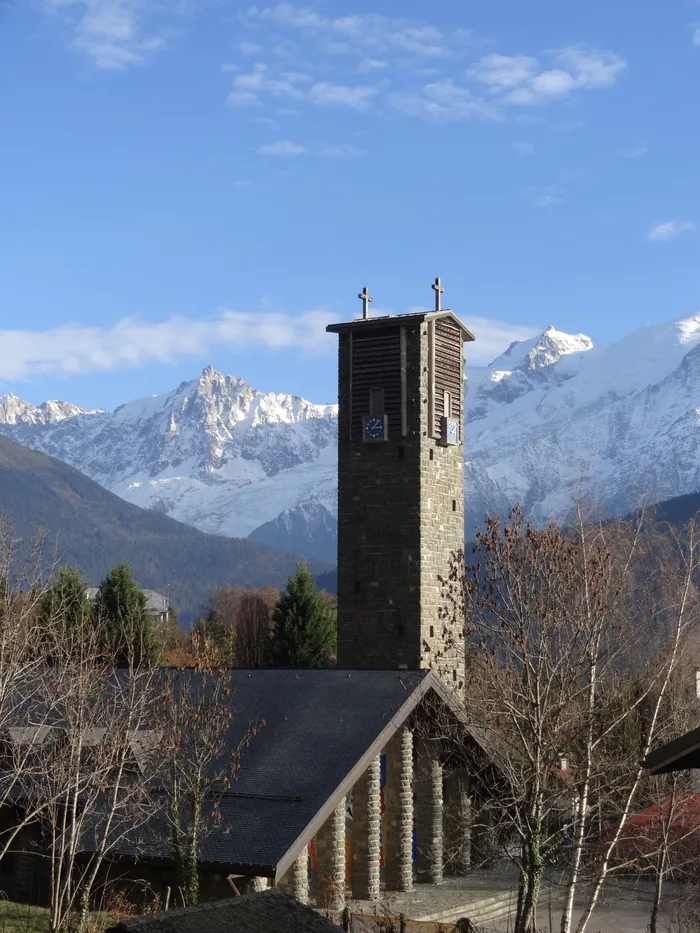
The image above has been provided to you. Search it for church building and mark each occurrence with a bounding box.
[9,282,500,922]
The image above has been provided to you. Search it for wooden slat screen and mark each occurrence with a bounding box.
[434,318,462,437]
[351,328,401,438]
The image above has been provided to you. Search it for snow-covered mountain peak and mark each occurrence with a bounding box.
[489,325,594,373]
[0,394,93,425]
[5,311,700,559]
[675,313,700,345]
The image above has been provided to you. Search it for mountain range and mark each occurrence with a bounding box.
[2,313,700,556]
[0,433,330,620]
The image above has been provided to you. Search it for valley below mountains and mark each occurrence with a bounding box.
[3,313,700,558]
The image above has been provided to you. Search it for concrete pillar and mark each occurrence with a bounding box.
[415,738,444,884]
[352,756,381,901]
[316,798,347,914]
[278,847,309,904]
[444,773,472,875]
[384,726,414,892]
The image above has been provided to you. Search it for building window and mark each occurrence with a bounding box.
[443,390,452,418]
[398,446,405,460]
[452,499,457,512]
[354,581,361,593]
[369,387,385,417]
[429,448,434,461]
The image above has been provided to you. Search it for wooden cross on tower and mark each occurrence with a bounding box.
[358,286,373,320]
[432,277,445,312]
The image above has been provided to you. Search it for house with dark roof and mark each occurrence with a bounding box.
[82,666,498,913]
[104,889,342,933]
[3,289,504,919]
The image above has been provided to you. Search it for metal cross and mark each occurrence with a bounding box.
[432,277,445,312]
[358,286,373,320]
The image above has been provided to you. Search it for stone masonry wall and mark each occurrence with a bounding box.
[384,726,414,892]
[335,318,466,679]
[336,325,424,669]
[352,756,381,901]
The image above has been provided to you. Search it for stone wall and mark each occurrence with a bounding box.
[335,316,466,685]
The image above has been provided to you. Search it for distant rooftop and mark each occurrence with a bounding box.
[104,889,343,933]
[87,588,168,615]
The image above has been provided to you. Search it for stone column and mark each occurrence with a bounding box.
[352,756,381,901]
[384,726,414,892]
[278,846,309,904]
[444,773,472,875]
[316,798,347,915]
[415,738,443,884]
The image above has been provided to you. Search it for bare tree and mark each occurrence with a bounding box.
[156,644,263,905]
[439,506,700,933]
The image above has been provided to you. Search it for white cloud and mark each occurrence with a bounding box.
[309,82,377,110]
[469,47,626,105]
[230,7,625,129]
[228,62,303,106]
[319,144,366,158]
[620,144,648,159]
[513,141,535,156]
[258,139,306,156]
[40,0,169,70]
[0,310,337,381]
[693,26,700,46]
[389,80,497,123]
[359,58,389,72]
[390,25,445,57]
[240,40,263,55]
[0,309,541,381]
[647,220,696,242]
[526,170,584,208]
[470,53,537,90]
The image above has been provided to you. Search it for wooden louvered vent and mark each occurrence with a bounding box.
[434,318,462,438]
[351,328,401,438]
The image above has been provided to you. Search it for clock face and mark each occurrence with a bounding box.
[446,418,459,445]
[363,416,387,441]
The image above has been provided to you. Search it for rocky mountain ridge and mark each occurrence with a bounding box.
[3,314,700,555]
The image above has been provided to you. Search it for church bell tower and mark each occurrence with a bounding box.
[327,280,475,680]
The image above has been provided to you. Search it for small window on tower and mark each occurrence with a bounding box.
[369,388,385,417]
[444,390,452,418]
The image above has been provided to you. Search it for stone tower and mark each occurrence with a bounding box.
[327,285,475,680]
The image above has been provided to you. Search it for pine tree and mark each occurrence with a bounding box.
[268,563,336,667]
[94,563,163,667]
[39,566,90,657]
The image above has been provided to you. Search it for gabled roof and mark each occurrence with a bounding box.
[89,668,493,881]
[103,890,342,933]
[326,310,475,342]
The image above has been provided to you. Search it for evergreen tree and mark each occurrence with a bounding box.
[268,563,336,667]
[39,566,90,656]
[94,563,163,667]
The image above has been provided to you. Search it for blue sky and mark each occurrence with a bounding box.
[1,0,700,411]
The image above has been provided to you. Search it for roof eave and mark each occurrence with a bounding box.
[326,310,476,343]
[643,725,700,774]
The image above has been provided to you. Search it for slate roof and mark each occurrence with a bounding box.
[96,669,436,878]
[643,724,700,773]
[103,890,342,933]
